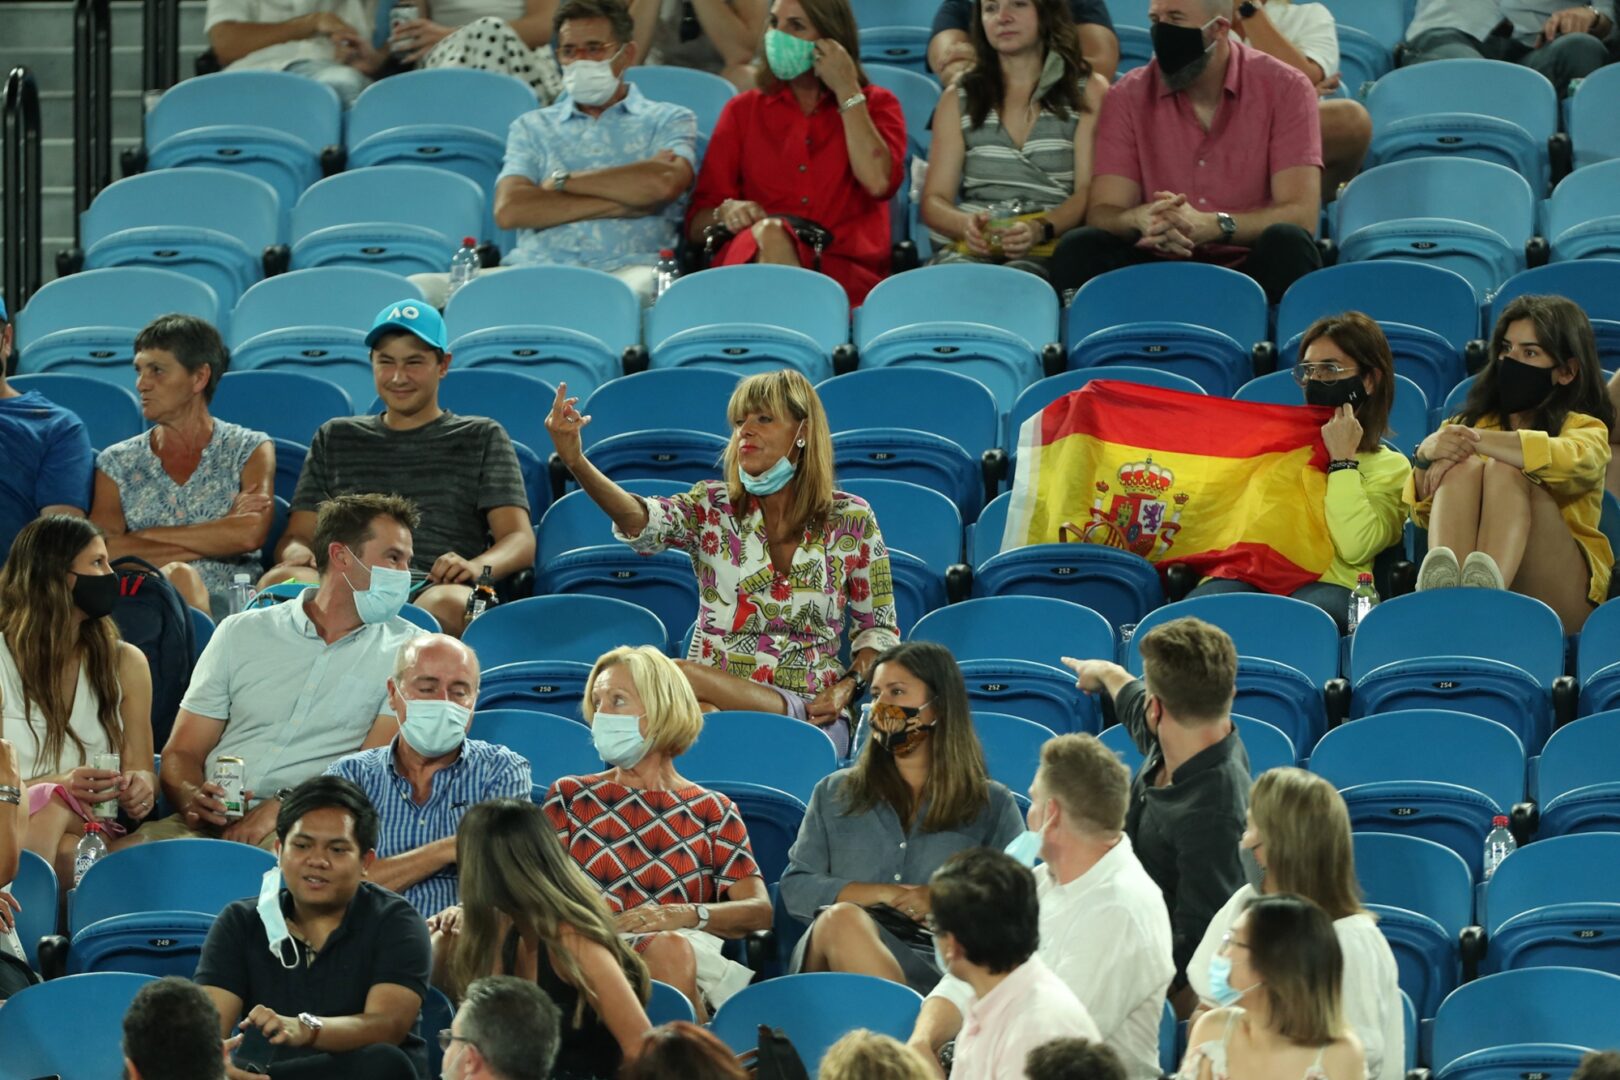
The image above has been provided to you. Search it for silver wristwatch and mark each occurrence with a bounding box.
[548,169,570,192]
[693,903,712,931]
[298,1012,324,1040]
[1216,212,1238,241]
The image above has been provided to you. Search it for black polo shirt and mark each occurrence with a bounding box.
[195,881,432,1077]
[932,0,1116,36]
[1114,679,1250,991]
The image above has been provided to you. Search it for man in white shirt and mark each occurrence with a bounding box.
[908,735,1174,1080]
[204,0,385,106]
[916,848,1102,1080]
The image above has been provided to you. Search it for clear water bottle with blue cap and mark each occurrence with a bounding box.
[447,236,480,300]
[654,248,680,300]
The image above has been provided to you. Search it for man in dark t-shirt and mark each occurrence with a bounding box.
[264,300,534,636]
[929,0,1121,82]
[195,776,432,1080]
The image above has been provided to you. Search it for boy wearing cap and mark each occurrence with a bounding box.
[261,301,533,636]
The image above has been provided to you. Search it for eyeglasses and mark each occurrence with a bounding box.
[557,41,622,61]
[438,1030,477,1052]
[1291,361,1357,384]
[1220,931,1251,952]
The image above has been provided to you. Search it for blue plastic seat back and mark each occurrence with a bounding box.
[648,266,849,379]
[1126,593,1339,686]
[1278,261,1481,357]
[678,711,840,804]
[1098,722,1145,777]
[6,374,145,450]
[211,369,355,445]
[1368,900,1462,1019]
[476,660,595,720]
[972,544,1164,632]
[291,165,486,272]
[817,368,999,459]
[1430,967,1620,1079]
[975,711,1057,800]
[270,437,305,505]
[416,987,456,1078]
[0,972,157,1078]
[957,657,1096,736]
[1354,830,1476,939]
[71,839,276,934]
[971,490,1011,568]
[15,267,223,375]
[1484,833,1620,933]
[12,849,57,971]
[1491,262,1620,369]
[1067,262,1269,355]
[475,708,600,797]
[1314,0,1401,88]
[647,979,697,1025]
[623,66,735,134]
[1568,603,1620,710]
[912,595,1113,668]
[1312,710,1526,813]
[710,972,924,1071]
[831,428,983,522]
[347,68,536,148]
[1568,64,1620,169]
[702,781,806,886]
[464,595,667,667]
[851,0,939,68]
[67,909,218,977]
[398,603,441,633]
[1545,162,1620,261]
[1535,712,1620,835]
[581,368,742,446]
[536,549,696,659]
[1351,590,1563,687]
[1234,714,1298,774]
[864,63,939,158]
[231,266,423,348]
[537,481,686,568]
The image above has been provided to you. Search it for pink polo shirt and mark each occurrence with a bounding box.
[1093,40,1321,266]
[951,956,1101,1080]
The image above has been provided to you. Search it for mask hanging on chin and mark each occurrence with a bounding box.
[740,453,798,496]
[562,49,622,106]
[257,867,301,970]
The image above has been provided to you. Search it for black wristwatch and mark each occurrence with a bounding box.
[1411,444,1432,470]
[843,668,869,697]
[1238,1,1259,17]
[1039,217,1056,243]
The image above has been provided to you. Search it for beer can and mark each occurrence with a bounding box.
[389,3,420,53]
[214,756,247,821]
[93,752,120,820]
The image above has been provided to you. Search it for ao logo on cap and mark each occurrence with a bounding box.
[389,304,421,321]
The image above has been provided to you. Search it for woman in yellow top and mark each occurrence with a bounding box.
[1192,312,1411,632]
[1407,295,1614,632]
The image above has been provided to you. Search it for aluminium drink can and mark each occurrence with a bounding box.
[214,756,247,821]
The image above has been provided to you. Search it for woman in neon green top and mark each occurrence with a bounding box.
[1407,295,1614,633]
[1192,312,1411,632]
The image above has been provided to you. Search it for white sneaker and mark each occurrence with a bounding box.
[1462,550,1506,589]
[1417,546,1462,591]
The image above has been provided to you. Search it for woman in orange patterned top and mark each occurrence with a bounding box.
[542,645,773,1021]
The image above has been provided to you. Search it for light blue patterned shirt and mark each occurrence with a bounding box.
[497,83,697,272]
[1407,0,1616,44]
[326,736,532,916]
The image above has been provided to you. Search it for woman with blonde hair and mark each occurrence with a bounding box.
[542,645,773,1019]
[433,798,652,1079]
[1179,893,1365,1080]
[1187,767,1401,1078]
[546,368,900,758]
[781,640,1023,993]
[820,1029,936,1080]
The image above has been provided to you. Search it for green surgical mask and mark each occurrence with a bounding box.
[765,27,817,79]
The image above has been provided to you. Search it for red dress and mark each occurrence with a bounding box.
[688,82,907,306]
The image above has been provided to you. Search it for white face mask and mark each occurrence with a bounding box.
[563,48,623,106]
[257,867,300,970]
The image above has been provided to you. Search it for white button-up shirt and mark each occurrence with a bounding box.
[951,956,1101,1080]
[930,836,1175,1080]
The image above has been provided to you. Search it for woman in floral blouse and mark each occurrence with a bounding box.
[545,368,900,757]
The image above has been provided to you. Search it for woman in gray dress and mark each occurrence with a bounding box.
[780,640,1023,993]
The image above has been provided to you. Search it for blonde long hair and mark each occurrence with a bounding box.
[722,370,836,537]
[582,645,704,757]
[1250,768,1365,920]
[450,800,651,1023]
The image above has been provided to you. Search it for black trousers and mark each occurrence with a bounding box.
[1049,222,1323,304]
[268,1044,419,1080]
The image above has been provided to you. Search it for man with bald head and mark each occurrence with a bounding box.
[325,634,531,915]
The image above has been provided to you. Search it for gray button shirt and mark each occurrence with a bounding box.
[1407,0,1616,44]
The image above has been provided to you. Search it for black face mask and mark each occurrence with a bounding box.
[1150,18,1214,79]
[72,571,119,620]
[1496,357,1558,416]
[1304,376,1367,409]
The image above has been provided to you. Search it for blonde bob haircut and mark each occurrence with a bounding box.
[583,645,705,757]
[1249,767,1365,921]
[722,370,836,536]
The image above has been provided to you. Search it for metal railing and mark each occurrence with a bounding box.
[2,67,43,318]
[143,0,182,94]
[73,0,114,240]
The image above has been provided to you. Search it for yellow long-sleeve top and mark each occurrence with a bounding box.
[1322,445,1413,589]
[1404,411,1613,604]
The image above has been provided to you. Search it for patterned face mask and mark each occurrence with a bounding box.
[870,701,937,757]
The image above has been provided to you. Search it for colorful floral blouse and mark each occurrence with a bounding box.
[614,482,901,699]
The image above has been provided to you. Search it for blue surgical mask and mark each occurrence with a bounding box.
[257,867,300,970]
[1207,953,1259,1007]
[592,711,650,768]
[933,936,951,975]
[343,546,411,624]
[1004,802,1047,868]
[400,698,470,758]
[765,28,817,80]
[740,453,797,496]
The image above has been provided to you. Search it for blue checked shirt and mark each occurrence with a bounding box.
[325,737,532,916]
[497,84,697,272]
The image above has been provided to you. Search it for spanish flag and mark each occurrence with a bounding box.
[1003,380,1336,594]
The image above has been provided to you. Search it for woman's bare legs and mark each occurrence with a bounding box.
[1476,458,1533,583]
[1428,455,1485,555]
[750,219,804,267]
[798,902,908,984]
[1511,479,1595,632]
[162,561,210,615]
[640,930,706,1021]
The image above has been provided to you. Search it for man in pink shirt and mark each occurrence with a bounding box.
[926,849,1100,1080]
[1055,0,1323,303]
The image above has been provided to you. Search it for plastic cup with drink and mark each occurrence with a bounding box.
[986,199,1024,256]
[92,752,121,820]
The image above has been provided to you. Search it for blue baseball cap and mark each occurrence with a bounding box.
[365,299,446,351]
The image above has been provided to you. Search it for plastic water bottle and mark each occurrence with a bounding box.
[74,821,109,886]
[228,573,256,616]
[1347,572,1379,634]
[463,565,497,623]
[447,236,480,300]
[654,249,680,300]
[1483,814,1517,880]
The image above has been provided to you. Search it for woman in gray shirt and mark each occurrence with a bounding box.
[781,641,1024,994]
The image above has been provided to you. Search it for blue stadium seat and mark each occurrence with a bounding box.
[974,711,1057,803]
[849,0,940,70]
[911,596,1110,735]
[190,605,216,660]
[578,369,740,485]
[1335,159,1538,303]
[1098,722,1144,776]
[1115,26,1154,75]
[679,711,839,804]
[263,494,290,572]
[15,267,222,378]
[1482,833,1620,976]
[710,972,925,1070]
[12,849,57,972]
[475,708,598,798]
[1066,262,1269,397]
[840,478,963,635]
[1006,367,1206,465]
[1275,261,1479,406]
[1349,589,1567,752]
[346,69,538,247]
[970,490,1011,568]
[67,910,218,977]
[1354,831,1478,1019]
[0,973,157,1078]
[831,428,982,524]
[80,168,281,308]
[648,266,848,381]
[1365,61,1559,194]
[291,165,485,274]
[1313,0,1402,92]
[1234,714,1298,772]
[703,781,806,886]
[535,481,684,567]
[1490,262,1620,370]
[1429,967,1620,1080]
[972,541,1164,636]
[443,266,640,399]
[1125,592,1340,754]
[272,438,305,505]
[1309,709,1527,878]
[417,987,456,1079]
[1567,63,1620,169]
[398,603,441,633]
[856,264,1059,417]
[1576,600,1620,715]
[229,266,424,409]
[476,660,597,720]
[1545,159,1620,262]
[143,71,341,216]
[211,370,355,445]
[463,595,667,668]
[69,839,276,934]
[817,368,998,463]
[647,979,697,1025]
[1534,711,1620,837]
[1234,369,1431,453]
[624,66,735,136]
[7,374,145,450]
[864,63,939,160]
